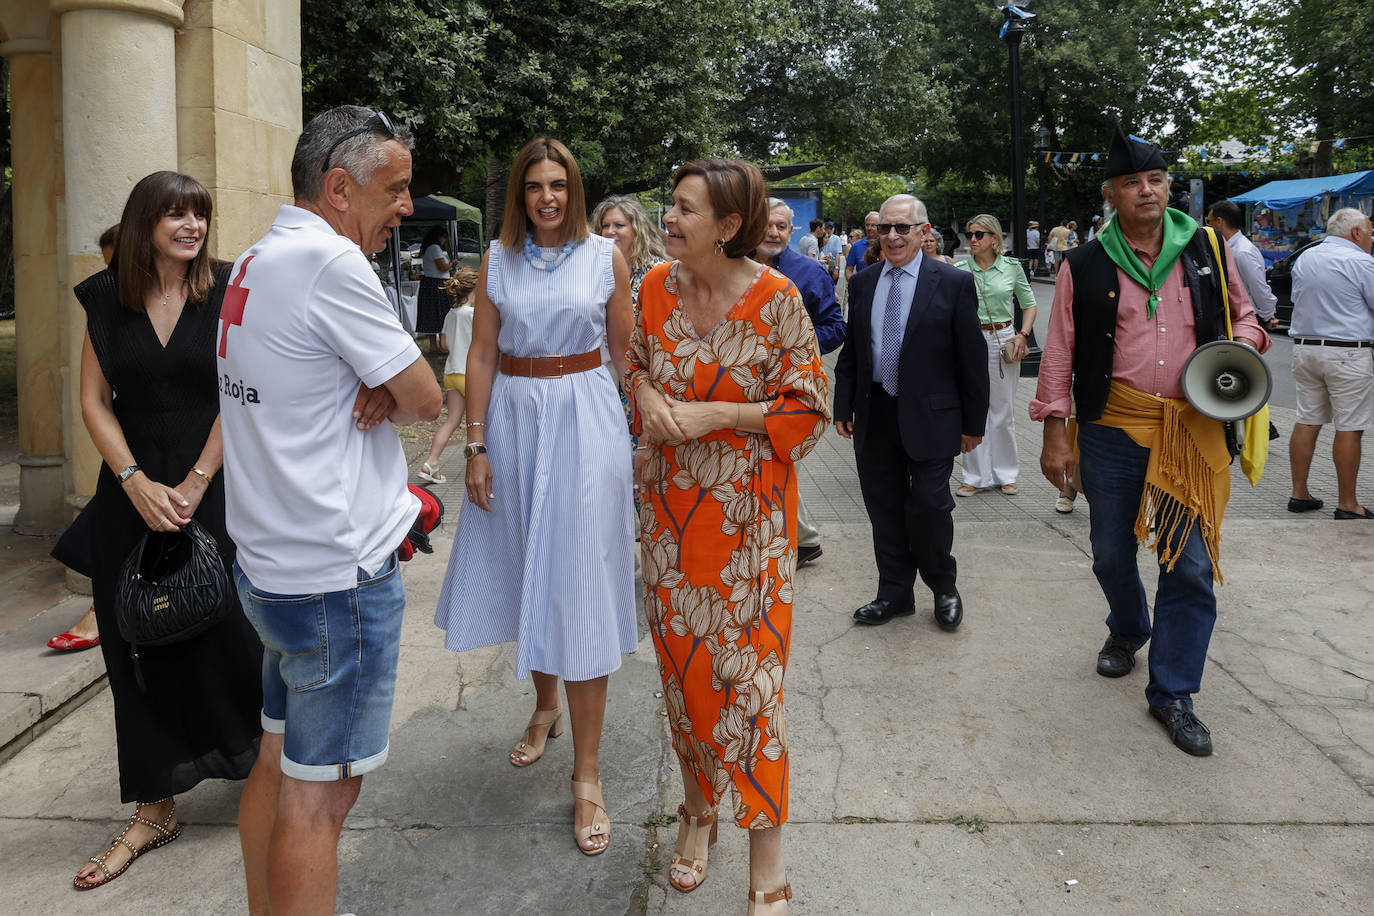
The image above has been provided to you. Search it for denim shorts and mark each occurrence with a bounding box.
[234,553,405,782]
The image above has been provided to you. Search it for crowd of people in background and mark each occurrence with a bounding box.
[40,101,1374,915]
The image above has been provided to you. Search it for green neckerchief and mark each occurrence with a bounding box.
[1097,208,1196,318]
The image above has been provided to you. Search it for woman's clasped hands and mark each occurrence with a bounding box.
[121,470,206,532]
[638,387,736,445]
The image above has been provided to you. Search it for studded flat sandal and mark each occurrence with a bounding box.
[571,779,610,856]
[510,705,563,767]
[73,799,181,891]
[667,803,717,893]
[747,883,792,914]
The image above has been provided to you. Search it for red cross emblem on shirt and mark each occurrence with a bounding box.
[218,255,254,358]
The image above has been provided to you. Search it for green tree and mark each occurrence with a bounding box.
[1211,0,1374,177]
[302,0,756,235]
[922,0,1207,228]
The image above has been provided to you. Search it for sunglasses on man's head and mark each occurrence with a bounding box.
[966,230,993,240]
[877,223,919,236]
[320,111,398,174]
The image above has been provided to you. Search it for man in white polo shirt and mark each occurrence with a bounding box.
[220,105,442,915]
[1287,207,1374,520]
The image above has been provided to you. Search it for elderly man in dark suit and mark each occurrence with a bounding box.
[834,194,989,629]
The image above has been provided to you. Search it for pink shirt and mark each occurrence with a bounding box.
[1030,239,1271,420]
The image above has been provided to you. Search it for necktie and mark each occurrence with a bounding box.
[877,267,904,395]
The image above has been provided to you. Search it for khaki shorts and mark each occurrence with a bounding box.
[1292,344,1374,430]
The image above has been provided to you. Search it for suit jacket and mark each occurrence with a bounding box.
[833,257,989,460]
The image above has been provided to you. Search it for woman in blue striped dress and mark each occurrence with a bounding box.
[434,137,636,856]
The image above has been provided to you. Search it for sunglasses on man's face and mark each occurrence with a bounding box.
[877,223,920,236]
[966,230,993,240]
[320,111,398,174]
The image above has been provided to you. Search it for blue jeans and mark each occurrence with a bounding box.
[234,553,405,781]
[1077,423,1217,709]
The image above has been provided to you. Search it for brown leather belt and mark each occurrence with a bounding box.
[500,349,602,378]
[981,321,1012,332]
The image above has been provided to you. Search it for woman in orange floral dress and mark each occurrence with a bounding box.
[628,159,830,915]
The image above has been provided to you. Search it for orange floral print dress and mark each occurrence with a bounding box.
[628,261,831,829]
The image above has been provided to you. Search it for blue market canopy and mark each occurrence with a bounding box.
[1229,170,1374,211]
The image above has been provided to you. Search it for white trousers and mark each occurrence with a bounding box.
[962,328,1021,487]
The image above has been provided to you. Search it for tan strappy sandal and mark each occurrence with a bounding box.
[667,803,717,892]
[747,882,792,914]
[510,705,563,767]
[73,799,181,891]
[570,779,610,856]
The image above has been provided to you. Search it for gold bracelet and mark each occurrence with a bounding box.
[191,466,212,482]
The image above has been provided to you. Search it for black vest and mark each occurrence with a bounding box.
[1067,228,1230,422]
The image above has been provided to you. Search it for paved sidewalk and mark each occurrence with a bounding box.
[0,361,1369,914]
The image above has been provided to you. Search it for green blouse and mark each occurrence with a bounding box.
[957,254,1036,325]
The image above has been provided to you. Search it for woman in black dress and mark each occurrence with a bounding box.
[68,171,263,891]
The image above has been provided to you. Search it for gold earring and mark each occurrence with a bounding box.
[715,238,726,255]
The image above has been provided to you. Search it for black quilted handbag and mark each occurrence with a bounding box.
[115,518,234,647]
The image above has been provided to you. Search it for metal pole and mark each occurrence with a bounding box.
[1008,34,1027,262]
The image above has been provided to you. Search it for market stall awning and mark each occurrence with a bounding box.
[1229,170,1374,210]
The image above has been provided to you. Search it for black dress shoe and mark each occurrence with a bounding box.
[1096,633,1140,678]
[1334,506,1374,519]
[852,598,915,626]
[1149,700,1213,756]
[933,591,962,631]
[797,544,823,568]
[1286,496,1323,513]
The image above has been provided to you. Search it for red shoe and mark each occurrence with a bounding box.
[48,624,100,651]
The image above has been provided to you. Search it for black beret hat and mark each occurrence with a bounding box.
[1104,120,1168,179]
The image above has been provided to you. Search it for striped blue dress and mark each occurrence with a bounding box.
[434,234,637,680]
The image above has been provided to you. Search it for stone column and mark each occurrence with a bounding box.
[1,33,65,533]
[53,0,184,498]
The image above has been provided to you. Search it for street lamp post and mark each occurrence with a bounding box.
[1035,124,1050,272]
[1000,5,1036,265]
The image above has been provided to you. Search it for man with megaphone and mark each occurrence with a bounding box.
[1029,122,1272,757]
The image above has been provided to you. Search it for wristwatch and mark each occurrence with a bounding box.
[117,464,142,483]
[463,443,487,460]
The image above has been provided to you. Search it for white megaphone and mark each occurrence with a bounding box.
[1180,339,1272,421]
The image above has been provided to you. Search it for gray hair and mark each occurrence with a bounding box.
[291,105,415,202]
[880,194,929,225]
[1326,207,1368,240]
[765,197,794,224]
[865,210,880,222]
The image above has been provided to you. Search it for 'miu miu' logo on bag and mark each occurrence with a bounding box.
[153,594,170,612]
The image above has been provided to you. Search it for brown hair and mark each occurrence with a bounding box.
[444,267,480,305]
[671,159,768,258]
[498,137,590,253]
[114,171,216,312]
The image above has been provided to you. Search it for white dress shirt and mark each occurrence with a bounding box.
[870,252,924,372]
[1290,236,1374,341]
[1225,230,1278,321]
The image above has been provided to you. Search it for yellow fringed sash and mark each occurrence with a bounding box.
[1076,383,1231,583]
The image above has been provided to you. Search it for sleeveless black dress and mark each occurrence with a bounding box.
[75,266,263,804]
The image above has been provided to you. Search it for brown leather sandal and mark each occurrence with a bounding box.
[747,883,792,914]
[667,803,718,893]
[510,705,563,767]
[571,779,610,856]
[73,799,181,891]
